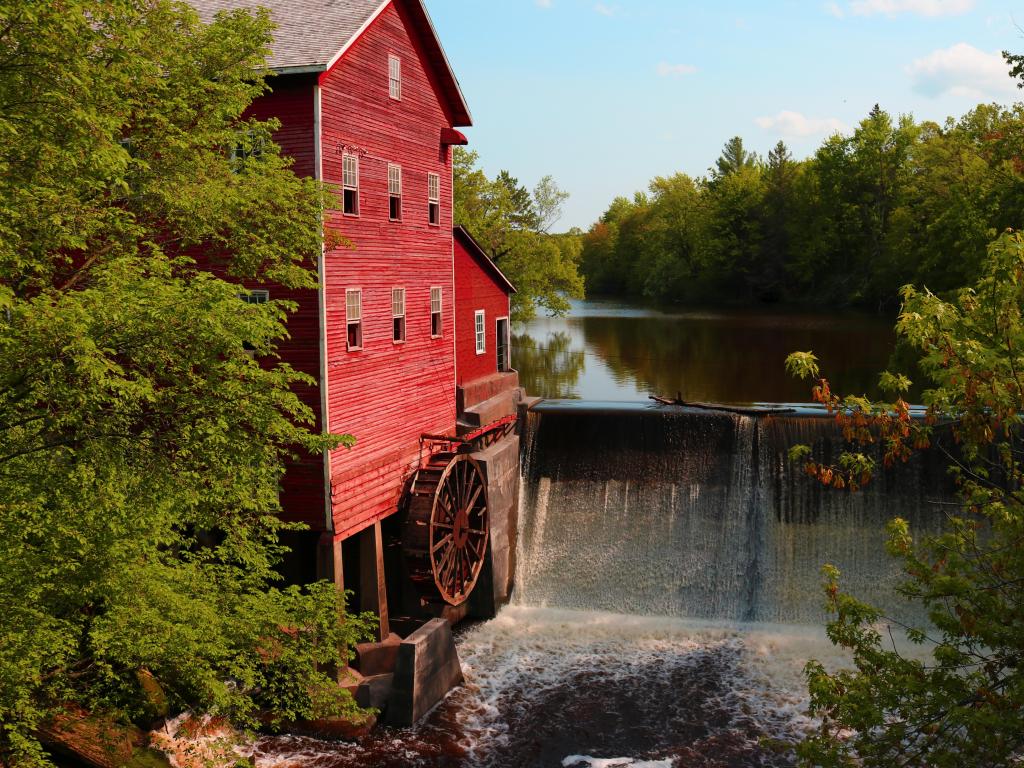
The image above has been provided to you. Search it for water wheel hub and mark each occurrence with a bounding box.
[453,507,470,548]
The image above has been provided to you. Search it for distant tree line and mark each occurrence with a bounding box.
[581,103,1024,310]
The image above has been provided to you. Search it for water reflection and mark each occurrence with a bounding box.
[513,299,898,403]
[511,331,586,399]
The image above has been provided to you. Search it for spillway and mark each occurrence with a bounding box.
[251,400,957,767]
[515,401,954,625]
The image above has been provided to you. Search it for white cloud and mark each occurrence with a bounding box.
[594,3,615,16]
[754,111,847,138]
[847,0,974,16]
[826,1,845,18]
[656,62,698,77]
[535,0,552,7]
[907,43,1016,98]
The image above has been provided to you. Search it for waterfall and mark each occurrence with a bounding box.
[516,401,956,625]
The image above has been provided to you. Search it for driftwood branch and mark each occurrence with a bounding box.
[649,394,796,417]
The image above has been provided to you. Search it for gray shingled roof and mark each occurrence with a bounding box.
[191,0,384,72]
[189,0,471,125]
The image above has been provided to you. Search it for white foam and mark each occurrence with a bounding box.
[562,757,675,768]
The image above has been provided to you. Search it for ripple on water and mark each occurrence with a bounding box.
[252,607,849,768]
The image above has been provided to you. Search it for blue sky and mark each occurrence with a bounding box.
[428,0,1024,231]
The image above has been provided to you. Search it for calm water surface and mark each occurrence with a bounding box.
[513,299,898,403]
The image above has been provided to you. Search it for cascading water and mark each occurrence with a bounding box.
[516,401,953,625]
[250,402,956,768]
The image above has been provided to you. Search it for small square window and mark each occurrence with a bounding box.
[428,172,440,226]
[392,287,406,343]
[388,164,402,221]
[474,310,485,355]
[342,154,359,215]
[430,287,442,337]
[238,289,269,305]
[389,55,401,100]
[346,289,363,350]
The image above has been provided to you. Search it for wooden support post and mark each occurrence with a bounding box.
[359,521,390,642]
[316,533,344,593]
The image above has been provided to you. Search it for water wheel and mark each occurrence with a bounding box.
[403,452,489,606]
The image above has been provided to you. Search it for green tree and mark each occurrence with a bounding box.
[0,2,373,764]
[789,231,1024,766]
[453,148,584,320]
[710,135,760,184]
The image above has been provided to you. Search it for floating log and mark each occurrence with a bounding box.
[650,394,797,417]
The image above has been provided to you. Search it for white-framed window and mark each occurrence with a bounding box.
[388,164,402,221]
[474,310,485,355]
[238,289,269,354]
[342,154,359,215]
[346,289,363,350]
[238,289,269,305]
[392,287,406,343]
[388,55,401,100]
[430,287,442,337]
[428,172,440,226]
[230,130,264,171]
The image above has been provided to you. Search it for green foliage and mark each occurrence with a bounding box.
[581,99,1024,309]
[0,2,372,764]
[453,148,584,320]
[795,231,1024,766]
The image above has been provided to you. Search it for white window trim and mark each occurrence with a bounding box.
[342,154,359,216]
[238,289,270,304]
[474,310,486,355]
[392,287,406,344]
[346,288,363,351]
[388,55,401,100]
[428,172,440,226]
[388,164,402,221]
[430,286,443,338]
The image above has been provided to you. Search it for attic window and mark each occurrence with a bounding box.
[389,55,401,100]
[388,164,402,221]
[342,154,359,215]
[428,173,440,226]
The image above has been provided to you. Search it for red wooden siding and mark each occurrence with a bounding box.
[241,75,326,530]
[454,237,512,386]
[320,1,459,541]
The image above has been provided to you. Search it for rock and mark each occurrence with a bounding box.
[37,706,172,768]
[338,666,364,697]
[285,712,377,741]
[352,632,402,676]
[355,674,394,711]
[385,619,464,727]
[148,714,251,768]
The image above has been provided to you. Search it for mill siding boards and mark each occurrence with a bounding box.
[189,0,471,539]
[453,227,516,386]
[236,74,325,529]
[321,1,458,539]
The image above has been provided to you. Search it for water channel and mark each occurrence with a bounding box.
[253,300,946,767]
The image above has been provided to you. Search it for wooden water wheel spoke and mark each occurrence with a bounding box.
[465,485,483,513]
[402,453,491,606]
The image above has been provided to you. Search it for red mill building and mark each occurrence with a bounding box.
[191,1,524,694]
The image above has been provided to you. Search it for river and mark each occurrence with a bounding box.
[512,298,898,403]
[248,300,942,767]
